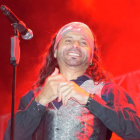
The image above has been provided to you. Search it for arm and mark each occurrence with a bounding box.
[86,82,140,139]
[4,90,46,140]
[4,68,67,140]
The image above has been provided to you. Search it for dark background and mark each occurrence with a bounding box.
[0,0,140,139]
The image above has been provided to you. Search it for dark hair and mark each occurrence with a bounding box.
[34,33,109,88]
[85,37,109,83]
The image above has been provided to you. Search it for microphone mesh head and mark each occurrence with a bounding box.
[21,29,33,40]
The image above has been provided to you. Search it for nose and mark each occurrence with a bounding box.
[73,41,80,48]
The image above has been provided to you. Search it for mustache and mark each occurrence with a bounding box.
[65,48,82,53]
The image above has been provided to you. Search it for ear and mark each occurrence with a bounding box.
[54,49,57,58]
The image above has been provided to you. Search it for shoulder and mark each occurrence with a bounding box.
[101,82,135,107]
[101,82,128,102]
[102,81,127,95]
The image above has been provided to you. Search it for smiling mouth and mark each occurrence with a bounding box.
[67,52,81,57]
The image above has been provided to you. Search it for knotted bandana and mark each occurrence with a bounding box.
[54,22,94,53]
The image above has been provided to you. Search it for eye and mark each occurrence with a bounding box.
[65,39,73,44]
[66,39,72,42]
[80,41,87,46]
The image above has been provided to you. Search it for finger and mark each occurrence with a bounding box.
[47,74,67,83]
[45,79,60,88]
[57,82,70,102]
[64,91,73,106]
[61,85,73,106]
[51,67,59,76]
[43,81,60,95]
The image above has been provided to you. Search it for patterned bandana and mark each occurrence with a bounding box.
[54,22,94,52]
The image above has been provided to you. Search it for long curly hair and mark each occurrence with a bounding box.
[34,33,109,88]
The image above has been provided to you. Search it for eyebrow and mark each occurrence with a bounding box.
[80,37,86,41]
[64,36,73,39]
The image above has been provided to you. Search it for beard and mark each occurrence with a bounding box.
[64,56,86,66]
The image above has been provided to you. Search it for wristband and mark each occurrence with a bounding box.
[85,93,95,108]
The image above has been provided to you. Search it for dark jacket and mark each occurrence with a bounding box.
[4,76,140,140]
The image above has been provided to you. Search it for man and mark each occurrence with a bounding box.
[4,22,140,140]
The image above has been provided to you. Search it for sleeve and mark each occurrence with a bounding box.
[3,90,46,140]
[86,82,140,139]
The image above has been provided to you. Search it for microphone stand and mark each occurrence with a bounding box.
[1,5,33,139]
[10,23,20,140]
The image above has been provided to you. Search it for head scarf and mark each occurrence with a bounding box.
[54,22,94,53]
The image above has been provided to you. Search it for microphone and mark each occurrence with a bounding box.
[0,5,33,40]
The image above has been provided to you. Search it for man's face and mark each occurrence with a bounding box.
[54,32,93,68]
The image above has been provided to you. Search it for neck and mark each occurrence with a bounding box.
[59,66,87,81]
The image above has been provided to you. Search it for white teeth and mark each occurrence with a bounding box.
[68,53,80,56]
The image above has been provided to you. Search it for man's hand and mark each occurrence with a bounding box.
[35,68,67,106]
[57,81,90,106]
